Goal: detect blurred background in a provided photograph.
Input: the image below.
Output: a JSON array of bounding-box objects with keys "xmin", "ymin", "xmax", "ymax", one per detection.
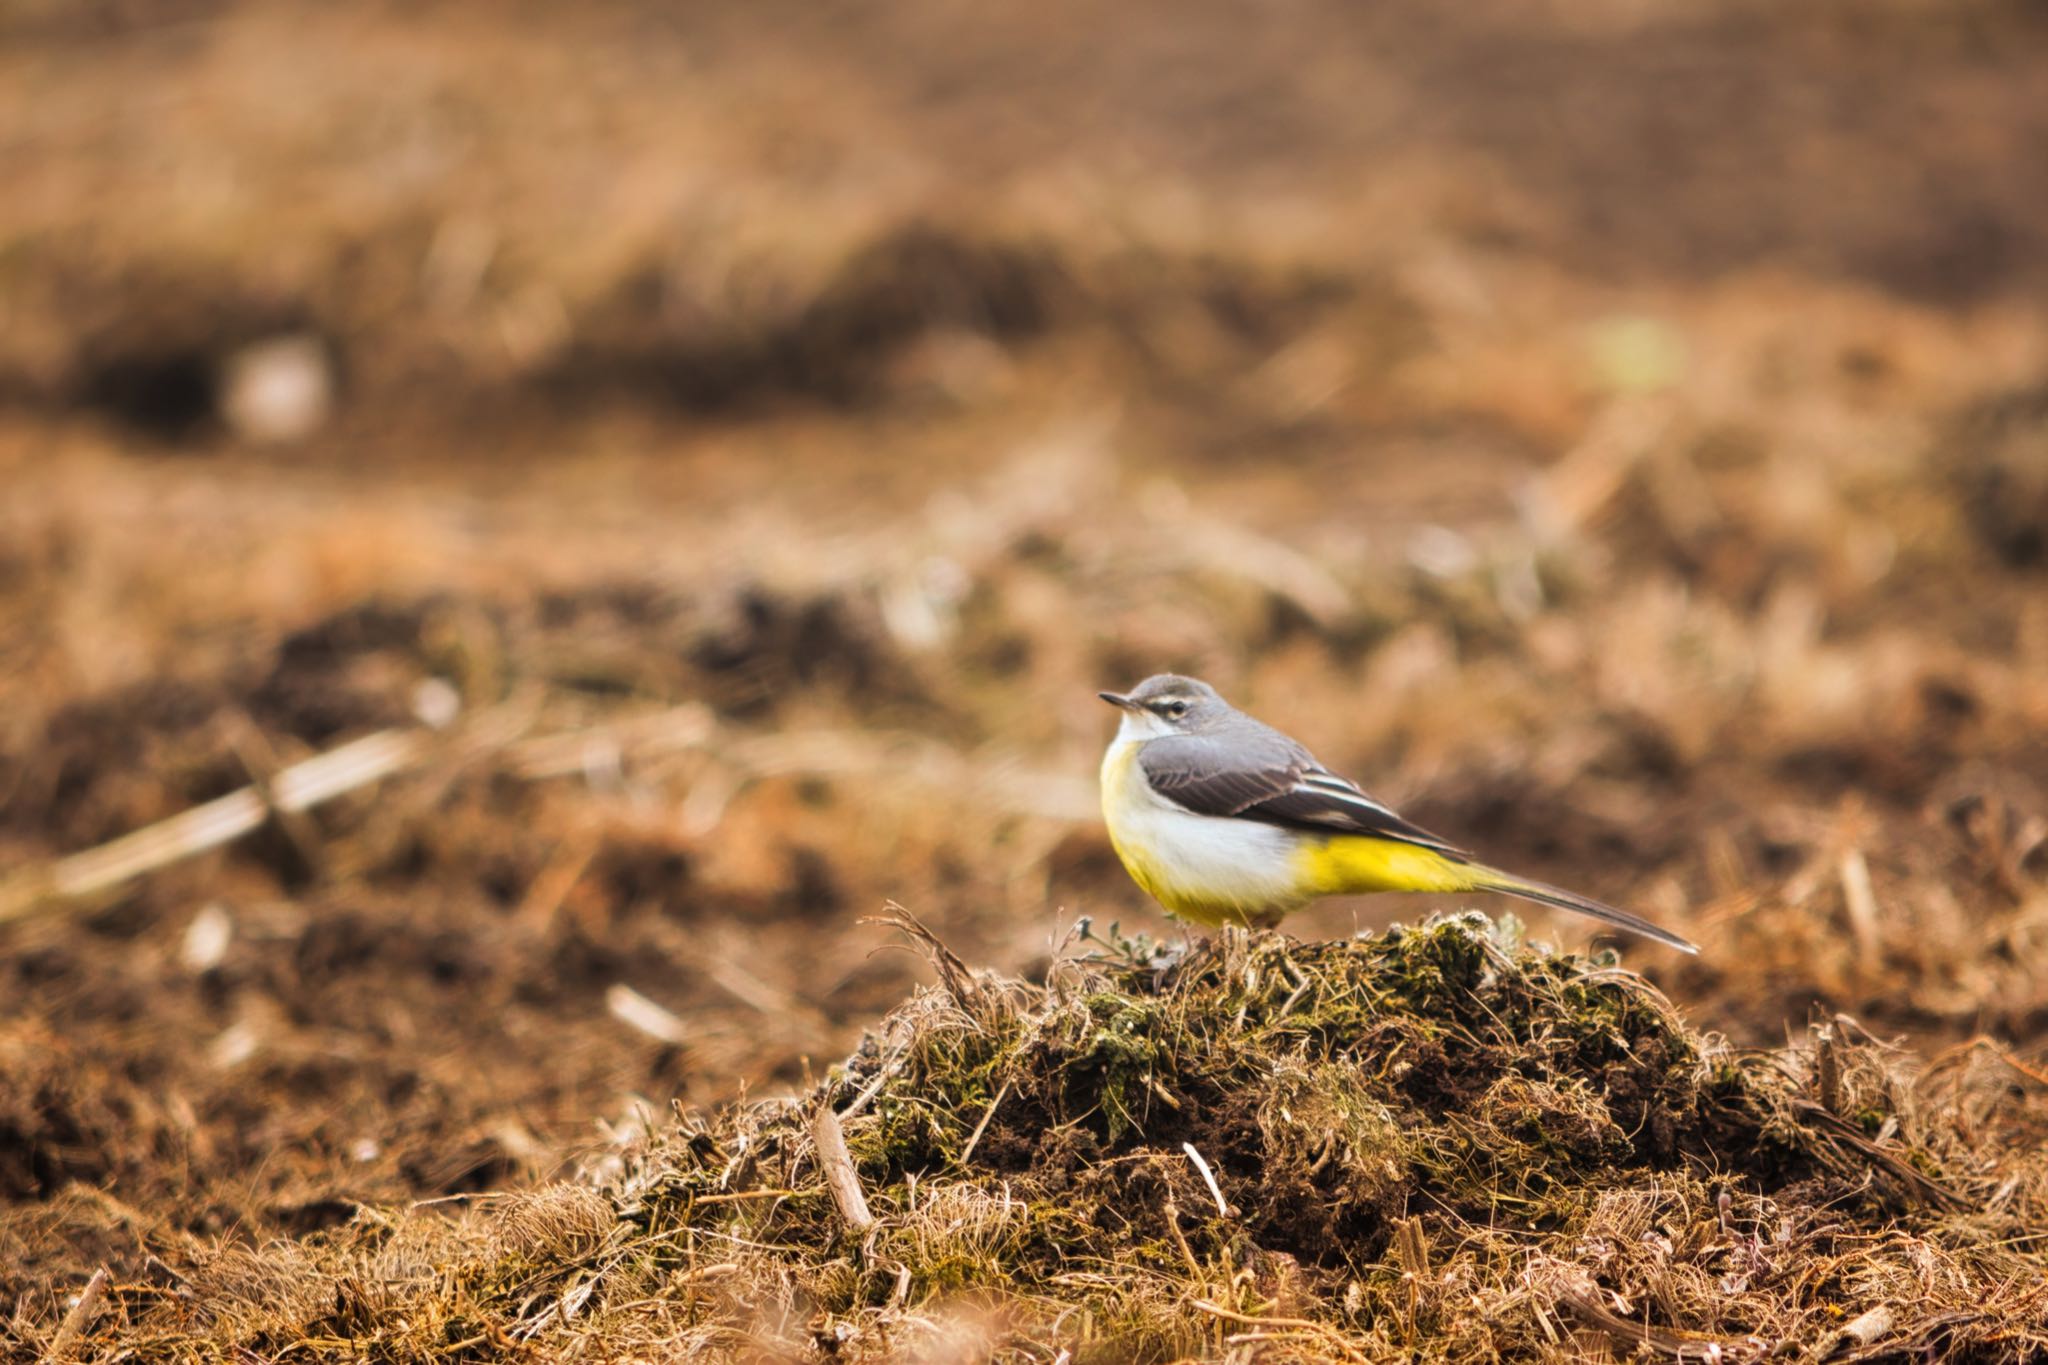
[{"xmin": 4, "ymin": 0, "xmax": 2048, "ymax": 1298}]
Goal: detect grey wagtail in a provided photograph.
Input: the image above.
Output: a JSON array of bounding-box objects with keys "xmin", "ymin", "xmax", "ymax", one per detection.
[{"xmin": 1098, "ymin": 674, "xmax": 1697, "ymax": 953}]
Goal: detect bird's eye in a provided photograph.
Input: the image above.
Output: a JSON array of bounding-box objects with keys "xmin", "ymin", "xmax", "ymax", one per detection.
[{"xmin": 1164, "ymin": 700, "xmax": 1189, "ymax": 719}]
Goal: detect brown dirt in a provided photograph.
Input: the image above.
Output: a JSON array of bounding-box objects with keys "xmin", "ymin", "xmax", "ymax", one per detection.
[{"xmin": 4, "ymin": 0, "xmax": 2048, "ymax": 1358}]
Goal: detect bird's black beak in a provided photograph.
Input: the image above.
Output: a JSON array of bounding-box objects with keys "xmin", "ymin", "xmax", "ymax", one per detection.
[{"xmin": 1098, "ymin": 691, "xmax": 1135, "ymax": 710}]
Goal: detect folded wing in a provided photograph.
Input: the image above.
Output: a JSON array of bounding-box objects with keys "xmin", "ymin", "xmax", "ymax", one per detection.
[{"xmin": 1137, "ymin": 732, "xmax": 1470, "ymax": 858}]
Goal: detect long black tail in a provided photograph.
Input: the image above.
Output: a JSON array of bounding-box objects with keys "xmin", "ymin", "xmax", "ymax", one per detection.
[{"xmin": 1472, "ymin": 867, "xmax": 1699, "ymax": 954}]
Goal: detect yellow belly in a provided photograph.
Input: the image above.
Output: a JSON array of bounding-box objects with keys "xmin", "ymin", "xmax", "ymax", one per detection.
[
  {"xmin": 1100, "ymin": 739, "xmax": 1482, "ymax": 927},
  {"xmin": 1100, "ymin": 740, "xmax": 1301, "ymax": 926},
  {"xmin": 1293, "ymin": 835, "xmax": 1477, "ymax": 897},
  {"xmin": 1113, "ymin": 838, "xmax": 1289, "ymax": 927}
]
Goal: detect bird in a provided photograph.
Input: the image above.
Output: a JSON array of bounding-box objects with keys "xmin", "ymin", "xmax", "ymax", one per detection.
[{"xmin": 1096, "ymin": 674, "xmax": 1697, "ymax": 953}]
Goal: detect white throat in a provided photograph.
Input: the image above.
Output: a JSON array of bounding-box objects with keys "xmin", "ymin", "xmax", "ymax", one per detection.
[{"xmin": 1114, "ymin": 709, "xmax": 1178, "ymax": 743}]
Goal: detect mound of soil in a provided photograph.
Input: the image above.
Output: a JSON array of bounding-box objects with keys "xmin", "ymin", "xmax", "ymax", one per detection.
[{"xmin": 96, "ymin": 917, "xmax": 2048, "ymax": 1362}]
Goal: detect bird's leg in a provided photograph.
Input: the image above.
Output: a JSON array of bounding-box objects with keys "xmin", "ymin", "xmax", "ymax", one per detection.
[
  {"xmin": 1251, "ymin": 907, "xmax": 1288, "ymax": 932},
  {"xmin": 1218, "ymin": 924, "xmax": 1251, "ymax": 981}
]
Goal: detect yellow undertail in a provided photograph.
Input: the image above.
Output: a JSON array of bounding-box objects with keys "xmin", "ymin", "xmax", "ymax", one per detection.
[
  {"xmin": 1294, "ymin": 834, "xmax": 1698, "ymax": 953},
  {"xmin": 1124, "ymin": 835, "xmax": 1480, "ymax": 930},
  {"xmin": 1294, "ymin": 835, "xmax": 1479, "ymax": 898}
]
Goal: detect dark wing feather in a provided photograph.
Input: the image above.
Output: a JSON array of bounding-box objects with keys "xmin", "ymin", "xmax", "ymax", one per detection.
[
  {"xmin": 1137, "ymin": 729, "xmax": 1303, "ymax": 814},
  {"xmin": 1138, "ymin": 732, "xmax": 1470, "ymax": 857},
  {"xmin": 1255, "ymin": 766, "xmax": 1470, "ymax": 856}
]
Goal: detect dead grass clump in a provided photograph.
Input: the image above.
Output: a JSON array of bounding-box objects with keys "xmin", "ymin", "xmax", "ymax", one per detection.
[{"xmin": 70, "ymin": 914, "xmax": 2048, "ymax": 1362}]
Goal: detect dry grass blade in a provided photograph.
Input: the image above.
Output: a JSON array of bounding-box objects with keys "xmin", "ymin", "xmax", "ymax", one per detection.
[
  {"xmin": 865, "ymin": 902, "xmax": 986, "ymax": 1013},
  {"xmin": 1790, "ymin": 1101, "xmax": 1971, "ymax": 1211},
  {"xmin": 955, "ymin": 1079, "xmax": 1010, "ymax": 1168},
  {"xmin": 42, "ymin": 1266, "xmax": 108, "ymax": 1362},
  {"xmin": 0, "ymin": 694, "xmax": 542, "ymax": 927},
  {"xmin": 606, "ymin": 984, "xmax": 690, "ymax": 1046},
  {"xmin": 1839, "ymin": 848, "xmax": 1881, "ymax": 973},
  {"xmin": 0, "ymin": 728, "xmax": 430, "ymax": 925},
  {"xmin": 62, "ymin": 918, "xmax": 2048, "ymax": 1362},
  {"xmin": 811, "ymin": 1102, "xmax": 875, "ymax": 1234}
]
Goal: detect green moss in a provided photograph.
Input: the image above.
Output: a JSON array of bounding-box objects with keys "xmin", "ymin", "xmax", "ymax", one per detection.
[
  {"xmin": 125, "ymin": 913, "xmax": 2032, "ymax": 1364},
  {"xmin": 1068, "ymin": 994, "xmax": 1175, "ymax": 1141}
]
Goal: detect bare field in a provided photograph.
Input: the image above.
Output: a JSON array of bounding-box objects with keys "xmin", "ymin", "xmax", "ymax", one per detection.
[{"xmin": 4, "ymin": 1, "xmax": 2048, "ymax": 1359}]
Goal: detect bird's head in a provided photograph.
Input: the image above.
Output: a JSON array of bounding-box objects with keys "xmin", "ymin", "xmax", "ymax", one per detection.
[{"xmin": 1098, "ymin": 674, "xmax": 1231, "ymax": 738}]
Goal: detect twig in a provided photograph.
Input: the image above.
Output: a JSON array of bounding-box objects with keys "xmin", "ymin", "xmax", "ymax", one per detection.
[
  {"xmin": 1275, "ymin": 953, "xmax": 1313, "ymax": 1018},
  {"xmin": 226, "ymin": 711, "xmax": 330, "ymax": 880},
  {"xmin": 45, "ymin": 1266, "xmax": 109, "ymax": 1362},
  {"xmin": 1838, "ymin": 849, "xmax": 1881, "ymax": 973},
  {"xmin": 1183, "ymin": 1142, "xmax": 1230, "ymax": 1218},
  {"xmin": 668, "ymin": 1262, "xmax": 742, "ymax": 1285},
  {"xmin": 1556, "ymin": 1288, "xmax": 1742, "ymax": 1361},
  {"xmin": 811, "ymin": 1104, "xmax": 875, "ymax": 1234},
  {"xmin": 1394, "ymin": 1215, "xmax": 1430, "ymax": 1279},
  {"xmin": 957, "ymin": 1079, "xmax": 1011, "ymax": 1168},
  {"xmin": 1162, "ymin": 1196, "xmax": 1202, "ymax": 1277},
  {"xmin": 606, "ymin": 984, "xmax": 689, "ymax": 1046},
  {"xmin": 1394, "ymin": 1214, "xmax": 1430, "ymax": 1329},
  {"xmin": 1814, "ymin": 1021, "xmax": 1842, "ymax": 1116},
  {"xmin": 0, "ymin": 702, "xmax": 1091, "ymax": 929},
  {"xmin": 0, "ymin": 728, "xmax": 429, "ymax": 925}
]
